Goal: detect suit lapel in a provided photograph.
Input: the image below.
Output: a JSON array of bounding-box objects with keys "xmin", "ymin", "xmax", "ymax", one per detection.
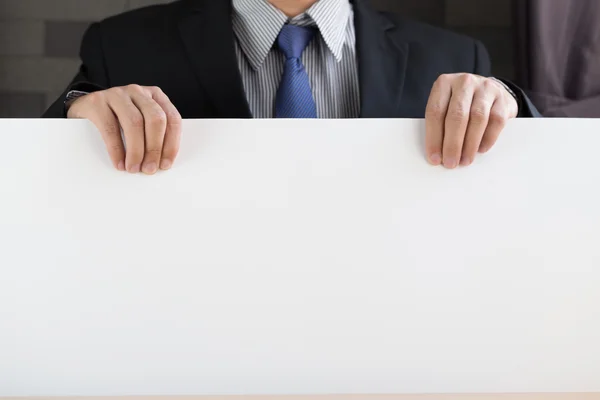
[
  {"xmin": 177, "ymin": 0, "xmax": 412, "ymax": 119},
  {"xmin": 354, "ymin": 0, "xmax": 410, "ymax": 118},
  {"xmin": 178, "ymin": 0, "xmax": 252, "ymax": 118}
]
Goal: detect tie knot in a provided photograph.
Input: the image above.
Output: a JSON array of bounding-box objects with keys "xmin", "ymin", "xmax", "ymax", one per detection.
[{"xmin": 277, "ymin": 24, "xmax": 316, "ymax": 60}]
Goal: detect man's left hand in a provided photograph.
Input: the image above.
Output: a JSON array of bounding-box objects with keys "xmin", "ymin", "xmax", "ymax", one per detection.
[{"xmin": 425, "ymin": 73, "xmax": 518, "ymax": 168}]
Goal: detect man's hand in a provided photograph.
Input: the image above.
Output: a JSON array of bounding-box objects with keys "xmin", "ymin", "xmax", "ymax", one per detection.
[
  {"xmin": 68, "ymin": 85, "xmax": 182, "ymax": 174},
  {"xmin": 425, "ymin": 74, "xmax": 518, "ymax": 169}
]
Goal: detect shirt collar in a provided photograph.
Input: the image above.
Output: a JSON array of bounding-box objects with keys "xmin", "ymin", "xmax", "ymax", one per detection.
[
  {"xmin": 232, "ymin": 0, "xmax": 352, "ymax": 70},
  {"xmin": 305, "ymin": 0, "xmax": 350, "ymax": 62}
]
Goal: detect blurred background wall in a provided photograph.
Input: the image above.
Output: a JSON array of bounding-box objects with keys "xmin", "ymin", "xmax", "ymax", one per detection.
[{"xmin": 0, "ymin": 0, "xmax": 514, "ymax": 117}]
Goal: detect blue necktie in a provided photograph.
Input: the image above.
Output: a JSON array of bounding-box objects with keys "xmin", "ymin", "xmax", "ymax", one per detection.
[{"xmin": 275, "ymin": 24, "xmax": 317, "ymax": 119}]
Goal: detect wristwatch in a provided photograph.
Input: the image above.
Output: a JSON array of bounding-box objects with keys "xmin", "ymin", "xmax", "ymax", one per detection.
[
  {"xmin": 490, "ymin": 77, "xmax": 521, "ymax": 113},
  {"xmin": 65, "ymin": 90, "xmax": 89, "ymax": 106}
]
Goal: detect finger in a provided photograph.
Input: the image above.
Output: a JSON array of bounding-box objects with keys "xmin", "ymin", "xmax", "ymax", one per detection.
[
  {"xmin": 129, "ymin": 89, "xmax": 167, "ymax": 175},
  {"xmin": 106, "ymin": 88, "xmax": 145, "ymax": 173},
  {"xmin": 479, "ymin": 99, "xmax": 509, "ymax": 154},
  {"xmin": 443, "ymin": 75, "xmax": 475, "ymax": 169},
  {"xmin": 149, "ymin": 88, "xmax": 182, "ymax": 170},
  {"xmin": 425, "ymin": 75, "xmax": 452, "ymax": 166},
  {"xmin": 460, "ymin": 86, "xmax": 495, "ymax": 166},
  {"xmin": 72, "ymin": 93, "xmax": 126, "ymax": 171}
]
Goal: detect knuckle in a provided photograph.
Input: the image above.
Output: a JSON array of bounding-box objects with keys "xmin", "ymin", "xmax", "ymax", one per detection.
[
  {"xmin": 448, "ymin": 106, "xmax": 469, "ymax": 122},
  {"xmin": 129, "ymin": 113, "xmax": 145, "ymax": 129},
  {"xmin": 426, "ymin": 104, "xmax": 445, "ymax": 119},
  {"xmin": 129, "ymin": 146, "xmax": 145, "ymax": 160},
  {"xmin": 85, "ymin": 91, "xmax": 105, "ymax": 106},
  {"xmin": 444, "ymin": 146, "xmax": 462, "ymax": 158},
  {"xmin": 109, "ymin": 86, "xmax": 125, "ymax": 97},
  {"xmin": 123, "ymin": 83, "xmax": 148, "ymax": 96},
  {"xmin": 483, "ymin": 78, "xmax": 499, "ymax": 91},
  {"xmin": 148, "ymin": 109, "xmax": 167, "ymax": 126},
  {"xmin": 108, "ymin": 142, "xmax": 123, "ymax": 154},
  {"xmin": 459, "ymin": 73, "xmax": 474, "ymax": 86},
  {"xmin": 127, "ymin": 147, "xmax": 145, "ymax": 162},
  {"xmin": 145, "ymin": 148, "xmax": 162, "ymax": 159},
  {"xmin": 489, "ymin": 109, "xmax": 507, "ymax": 125},
  {"xmin": 166, "ymin": 109, "xmax": 182, "ymax": 124},
  {"xmin": 126, "ymin": 84, "xmax": 144, "ymax": 93},
  {"xmin": 470, "ymin": 105, "xmax": 489, "ymax": 121},
  {"xmin": 162, "ymin": 147, "xmax": 178, "ymax": 159},
  {"xmin": 435, "ymin": 74, "xmax": 452, "ymax": 87},
  {"xmin": 426, "ymin": 144, "xmax": 441, "ymax": 154},
  {"xmin": 103, "ymin": 121, "xmax": 120, "ymax": 135}
]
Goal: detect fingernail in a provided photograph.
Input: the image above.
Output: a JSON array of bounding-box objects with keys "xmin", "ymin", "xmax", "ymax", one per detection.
[
  {"xmin": 142, "ymin": 162, "xmax": 158, "ymax": 175},
  {"xmin": 429, "ymin": 153, "xmax": 442, "ymax": 165},
  {"xmin": 160, "ymin": 159, "xmax": 172, "ymax": 170},
  {"xmin": 460, "ymin": 156, "xmax": 472, "ymax": 166},
  {"xmin": 479, "ymin": 146, "xmax": 489, "ymax": 154},
  {"xmin": 117, "ymin": 161, "xmax": 125, "ymax": 171},
  {"xmin": 444, "ymin": 157, "xmax": 458, "ymax": 169},
  {"xmin": 128, "ymin": 164, "xmax": 141, "ymax": 173}
]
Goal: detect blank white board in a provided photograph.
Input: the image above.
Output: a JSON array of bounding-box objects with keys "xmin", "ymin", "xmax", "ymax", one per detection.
[{"xmin": 0, "ymin": 119, "xmax": 599, "ymax": 396}]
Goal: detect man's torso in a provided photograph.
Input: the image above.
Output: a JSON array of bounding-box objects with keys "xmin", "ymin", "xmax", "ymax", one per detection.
[{"xmin": 44, "ymin": 0, "xmax": 487, "ymax": 119}]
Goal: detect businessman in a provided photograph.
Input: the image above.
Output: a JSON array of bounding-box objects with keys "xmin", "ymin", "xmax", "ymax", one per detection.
[{"xmin": 44, "ymin": 0, "xmax": 540, "ymax": 174}]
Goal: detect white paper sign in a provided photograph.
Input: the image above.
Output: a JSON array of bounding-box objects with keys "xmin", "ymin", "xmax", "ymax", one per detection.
[{"xmin": 1, "ymin": 119, "xmax": 599, "ymax": 396}]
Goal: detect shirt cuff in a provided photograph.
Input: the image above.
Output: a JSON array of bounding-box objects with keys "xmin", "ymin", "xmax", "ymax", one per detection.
[
  {"xmin": 65, "ymin": 90, "xmax": 89, "ymax": 103},
  {"xmin": 490, "ymin": 77, "xmax": 520, "ymax": 110},
  {"xmin": 64, "ymin": 90, "xmax": 89, "ymax": 115}
]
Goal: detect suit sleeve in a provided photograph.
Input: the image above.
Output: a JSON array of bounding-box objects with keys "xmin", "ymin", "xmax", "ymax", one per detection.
[
  {"xmin": 42, "ymin": 23, "xmax": 109, "ymax": 118},
  {"xmin": 473, "ymin": 40, "xmax": 492, "ymax": 77},
  {"xmin": 473, "ymin": 40, "xmax": 541, "ymax": 118}
]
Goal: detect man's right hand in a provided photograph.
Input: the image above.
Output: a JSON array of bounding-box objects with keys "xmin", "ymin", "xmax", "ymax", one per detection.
[{"xmin": 67, "ymin": 85, "xmax": 182, "ymax": 174}]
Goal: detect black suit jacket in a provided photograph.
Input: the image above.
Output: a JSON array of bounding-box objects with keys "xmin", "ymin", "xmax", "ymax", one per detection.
[{"xmin": 43, "ymin": 0, "xmax": 540, "ymax": 118}]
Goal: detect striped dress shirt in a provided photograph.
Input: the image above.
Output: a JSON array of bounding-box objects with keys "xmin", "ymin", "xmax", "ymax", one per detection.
[{"xmin": 232, "ymin": 0, "xmax": 361, "ymax": 118}]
